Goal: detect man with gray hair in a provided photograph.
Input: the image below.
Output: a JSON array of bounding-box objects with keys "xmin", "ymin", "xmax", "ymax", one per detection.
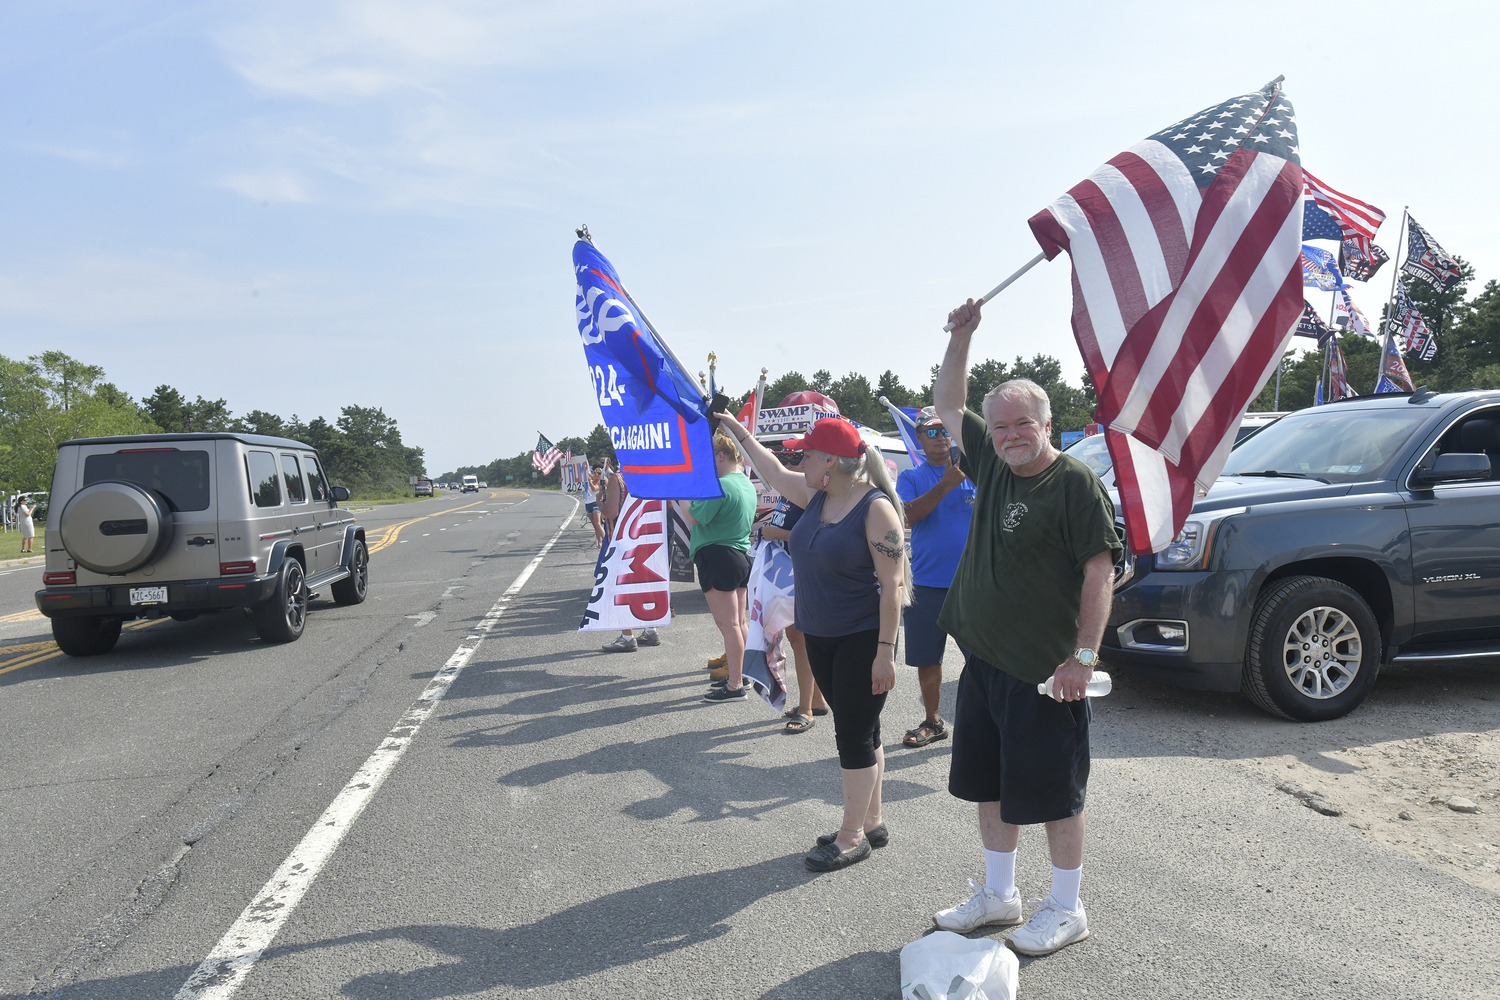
[{"xmin": 928, "ymin": 297, "xmax": 1121, "ymax": 957}]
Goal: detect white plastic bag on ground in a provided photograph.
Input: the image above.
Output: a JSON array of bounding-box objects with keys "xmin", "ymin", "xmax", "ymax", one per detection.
[{"xmin": 899, "ymin": 930, "xmax": 1018, "ymax": 1000}]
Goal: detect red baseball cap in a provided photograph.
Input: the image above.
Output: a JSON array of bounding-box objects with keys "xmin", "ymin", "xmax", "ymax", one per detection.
[{"xmin": 783, "ymin": 417, "xmax": 867, "ymax": 459}]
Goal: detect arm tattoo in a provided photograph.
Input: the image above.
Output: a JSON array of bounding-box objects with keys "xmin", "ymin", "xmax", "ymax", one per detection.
[
  {"xmin": 873, "ymin": 540, "xmax": 903, "ymax": 560},
  {"xmin": 883, "ymin": 529, "xmax": 901, "ymax": 546}
]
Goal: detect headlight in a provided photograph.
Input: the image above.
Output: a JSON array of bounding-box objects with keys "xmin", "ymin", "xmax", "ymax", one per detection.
[{"xmin": 1153, "ymin": 506, "xmax": 1248, "ymax": 571}]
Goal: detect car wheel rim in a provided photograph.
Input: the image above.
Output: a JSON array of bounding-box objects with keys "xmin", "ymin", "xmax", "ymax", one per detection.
[
  {"xmin": 355, "ymin": 545, "xmax": 367, "ymax": 595},
  {"xmin": 1281, "ymin": 605, "xmax": 1360, "ymax": 699},
  {"xmin": 286, "ymin": 564, "xmax": 307, "ymax": 631}
]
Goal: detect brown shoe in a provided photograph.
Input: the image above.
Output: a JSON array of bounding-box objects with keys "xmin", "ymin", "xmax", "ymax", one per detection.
[
  {"xmin": 706, "ymin": 653, "xmax": 728, "ymax": 670},
  {"xmin": 708, "ymin": 665, "xmax": 729, "ymax": 681}
]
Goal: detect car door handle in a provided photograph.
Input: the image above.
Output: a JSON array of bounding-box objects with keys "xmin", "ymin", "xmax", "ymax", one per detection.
[{"xmin": 187, "ymin": 536, "xmax": 216, "ymax": 547}]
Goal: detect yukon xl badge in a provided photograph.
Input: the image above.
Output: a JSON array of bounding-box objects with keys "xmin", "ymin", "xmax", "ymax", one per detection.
[{"xmin": 1423, "ymin": 573, "xmax": 1481, "ymax": 584}]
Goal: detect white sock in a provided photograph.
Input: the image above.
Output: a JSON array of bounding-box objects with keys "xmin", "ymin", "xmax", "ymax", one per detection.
[
  {"xmin": 984, "ymin": 849, "xmax": 1016, "ymax": 899},
  {"xmin": 1051, "ymin": 865, "xmax": 1082, "ymax": 911}
]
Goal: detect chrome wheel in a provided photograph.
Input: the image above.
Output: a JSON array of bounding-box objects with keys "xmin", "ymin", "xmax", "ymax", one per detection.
[
  {"xmin": 351, "ymin": 543, "xmax": 367, "ymax": 597},
  {"xmin": 1281, "ymin": 605, "xmax": 1360, "ymax": 699}
]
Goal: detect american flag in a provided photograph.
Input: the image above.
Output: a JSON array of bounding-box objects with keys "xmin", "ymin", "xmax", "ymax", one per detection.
[
  {"xmin": 1375, "ymin": 333, "xmax": 1415, "ymax": 394},
  {"xmin": 1303, "ymin": 170, "xmax": 1385, "ymax": 259},
  {"xmin": 1328, "ymin": 339, "xmax": 1355, "ymax": 401},
  {"xmin": 532, "ymin": 433, "xmax": 563, "ymax": 473},
  {"xmin": 1029, "ymin": 79, "xmax": 1305, "ymax": 554}
]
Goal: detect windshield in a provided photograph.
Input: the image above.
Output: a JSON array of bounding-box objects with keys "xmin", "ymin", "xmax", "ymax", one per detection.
[
  {"xmin": 1221, "ymin": 407, "xmax": 1430, "ymax": 483},
  {"xmin": 1064, "ymin": 434, "xmax": 1113, "ymax": 476}
]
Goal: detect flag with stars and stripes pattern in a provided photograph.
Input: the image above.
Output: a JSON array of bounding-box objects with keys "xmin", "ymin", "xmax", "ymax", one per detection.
[
  {"xmin": 1302, "ymin": 170, "xmax": 1385, "ymax": 259},
  {"xmin": 532, "ymin": 433, "xmax": 563, "ymax": 473},
  {"xmin": 1029, "ymin": 80, "xmax": 1305, "ymax": 555}
]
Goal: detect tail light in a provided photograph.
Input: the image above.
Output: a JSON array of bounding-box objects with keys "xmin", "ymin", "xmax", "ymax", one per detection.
[
  {"xmin": 43, "ymin": 571, "xmax": 76, "ymax": 586},
  {"xmin": 219, "ymin": 561, "xmax": 256, "ymax": 575}
]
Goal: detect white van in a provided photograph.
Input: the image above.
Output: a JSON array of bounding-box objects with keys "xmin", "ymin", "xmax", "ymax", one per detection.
[{"xmin": 462, "ymin": 475, "xmax": 479, "ymax": 493}]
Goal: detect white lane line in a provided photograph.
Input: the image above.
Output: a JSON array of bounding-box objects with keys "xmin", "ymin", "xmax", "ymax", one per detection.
[{"xmin": 175, "ymin": 497, "xmax": 579, "ymax": 1000}]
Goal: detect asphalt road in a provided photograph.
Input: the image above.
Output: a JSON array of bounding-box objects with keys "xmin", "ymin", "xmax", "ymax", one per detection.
[{"xmin": 3, "ymin": 488, "xmax": 1497, "ymax": 999}]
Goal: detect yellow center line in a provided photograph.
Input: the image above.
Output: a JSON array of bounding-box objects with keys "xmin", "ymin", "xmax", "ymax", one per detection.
[
  {"xmin": 0, "ymin": 609, "xmax": 44, "ymax": 624},
  {"xmin": 366, "ymin": 498, "xmax": 493, "ymax": 554}
]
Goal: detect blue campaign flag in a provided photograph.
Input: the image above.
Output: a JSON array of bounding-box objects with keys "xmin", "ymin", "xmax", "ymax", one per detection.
[
  {"xmin": 1314, "ymin": 380, "xmax": 1324, "ymax": 407},
  {"xmin": 1300, "ymin": 244, "xmax": 1347, "ymax": 291},
  {"xmin": 573, "ymin": 240, "xmax": 722, "ymax": 500},
  {"xmin": 1302, "ymin": 200, "xmax": 1344, "ymax": 242},
  {"xmin": 878, "ymin": 399, "xmax": 925, "ymax": 466}
]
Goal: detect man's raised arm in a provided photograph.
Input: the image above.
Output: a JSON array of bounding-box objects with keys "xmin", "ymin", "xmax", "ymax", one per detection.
[{"xmin": 934, "ymin": 298, "xmax": 983, "ymax": 456}]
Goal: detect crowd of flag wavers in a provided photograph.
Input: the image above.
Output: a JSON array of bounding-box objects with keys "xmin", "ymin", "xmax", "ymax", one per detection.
[{"xmin": 552, "ymin": 75, "xmax": 1466, "ymax": 962}]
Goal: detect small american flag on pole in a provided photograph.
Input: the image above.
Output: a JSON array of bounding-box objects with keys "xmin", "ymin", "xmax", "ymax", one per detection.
[
  {"xmin": 1029, "ymin": 78, "xmax": 1305, "ymax": 554},
  {"xmin": 1302, "ymin": 170, "xmax": 1385, "ymax": 259},
  {"xmin": 532, "ymin": 433, "xmax": 563, "ymax": 473}
]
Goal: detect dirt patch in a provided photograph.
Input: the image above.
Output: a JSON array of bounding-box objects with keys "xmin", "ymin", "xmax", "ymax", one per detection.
[{"xmin": 1099, "ymin": 658, "xmax": 1500, "ymax": 894}]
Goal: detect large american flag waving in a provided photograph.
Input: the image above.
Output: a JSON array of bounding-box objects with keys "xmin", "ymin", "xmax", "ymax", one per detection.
[{"xmin": 1029, "ymin": 79, "xmax": 1304, "ymax": 555}]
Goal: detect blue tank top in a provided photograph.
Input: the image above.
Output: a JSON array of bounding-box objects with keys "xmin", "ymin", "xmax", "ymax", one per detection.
[{"xmin": 788, "ymin": 488, "xmax": 886, "ymax": 636}]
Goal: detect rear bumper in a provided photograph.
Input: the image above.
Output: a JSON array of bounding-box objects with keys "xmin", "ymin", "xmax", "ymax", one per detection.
[{"xmin": 36, "ymin": 575, "xmax": 279, "ymax": 619}]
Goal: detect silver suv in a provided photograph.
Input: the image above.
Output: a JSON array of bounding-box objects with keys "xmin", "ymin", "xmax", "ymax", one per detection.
[{"xmin": 35, "ymin": 433, "xmax": 368, "ymax": 655}]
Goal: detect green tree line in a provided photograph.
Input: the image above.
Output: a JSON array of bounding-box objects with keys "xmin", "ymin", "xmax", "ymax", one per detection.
[{"xmin": 0, "ymin": 351, "xmax": 426, "ymax": 500}]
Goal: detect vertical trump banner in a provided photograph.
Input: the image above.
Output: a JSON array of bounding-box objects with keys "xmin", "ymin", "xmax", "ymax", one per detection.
[{"xmin": 579, "ymin": 496, "xmax": 671, "ymax": 630}]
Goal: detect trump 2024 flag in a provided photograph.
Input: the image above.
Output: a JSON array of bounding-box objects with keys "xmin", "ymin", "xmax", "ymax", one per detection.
[
  {"xmin": 1029, "ymin": 79, "xmax": 1306, "ymax": 554},
  {"xmin": 573, "ymin": 240, "xmax": 722, "ymax": 500}
]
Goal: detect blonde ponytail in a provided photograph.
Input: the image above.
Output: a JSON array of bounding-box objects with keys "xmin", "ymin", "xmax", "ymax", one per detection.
[{"xmin": 835, "ymin": 448, "xmax": 913, "ymax": 608}]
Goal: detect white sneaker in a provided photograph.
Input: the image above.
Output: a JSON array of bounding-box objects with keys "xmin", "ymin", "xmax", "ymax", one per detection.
[
  {"xmin": 933, "ymin": 878, "xmax": 1022, "ymax": 932},
  {"xmin": 1006, "ymin": 894, "xmax": 1089, "ymax": 955}
]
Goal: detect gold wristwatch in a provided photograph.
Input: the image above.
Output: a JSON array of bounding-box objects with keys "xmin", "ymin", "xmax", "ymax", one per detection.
[{"xmin": 1072, "ymin": 647, "xmax": 1098, "ymax": 667}]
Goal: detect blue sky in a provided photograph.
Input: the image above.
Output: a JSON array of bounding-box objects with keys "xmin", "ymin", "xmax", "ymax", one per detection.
[{"xmin": 4, "ymin": 1, "xmax": 1495, "ymax": 475}]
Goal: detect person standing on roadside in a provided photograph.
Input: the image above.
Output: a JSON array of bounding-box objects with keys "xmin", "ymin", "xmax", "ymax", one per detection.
[
  {"xmin": 929, "ymin": 298, "xmax": 1121, "ymax": 956},
  {"xmin": 682, "ymin": 431, "xmax": 757, "ymax": 702},
  {"xmin": 15, "ymin": 496, "xmax": 35, "ymax": 554},
  {"xmin": 718, "ymin": 412, "xmax": 909, "ymax": 873},
  {"xmin": 599, "ymin": 463, "xmax": 660, "ymax": 652},
  {"xmin": 756, "ymin": 461, "xmax": 830, "ymax": 733},
  {"xmin": 583, "ymin": 464, "xmax": 606, "ymax": 548},
  {"xmin": 894, "ymin": 408, "xmax": 976, "ymax": 749}
]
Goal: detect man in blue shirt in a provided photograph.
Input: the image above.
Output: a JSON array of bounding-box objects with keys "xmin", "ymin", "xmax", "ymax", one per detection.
[{"xmin": 895, "ymin": 409, "xmax": 976, "ymax": 748}]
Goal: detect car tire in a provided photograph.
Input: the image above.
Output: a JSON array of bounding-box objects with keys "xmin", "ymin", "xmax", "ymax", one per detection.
[
  {"xmin": 252, "ymin": 558, "xmax": 308, "ymax": 643},
  {"xmin": 331, "ymin": 539, "xmax": 368, "ymax": 606},
  {"xmin": 53, "ymin": 615, "xmax": 123, "ymax": 656},
  {"xmin": 1242, "ymin": 576, "xmax": 1381, "ymax": 721}
]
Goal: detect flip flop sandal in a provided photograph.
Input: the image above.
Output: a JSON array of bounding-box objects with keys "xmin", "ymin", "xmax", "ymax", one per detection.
[
  {"xmin": 783, "ymin": 713, "xmax": 815, "ymax": 734},
  {"xmin": 902, "ymin": 720, "xmax": 948, "ymax": 747},
  {"xmin": 811, "ymin": 707, "xmax": 830, "ymax": 717}
]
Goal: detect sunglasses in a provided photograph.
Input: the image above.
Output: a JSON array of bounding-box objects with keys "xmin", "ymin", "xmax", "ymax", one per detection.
[{"xmin": 922, "ymin": 427, "xmax": 950, "ymax": 439}]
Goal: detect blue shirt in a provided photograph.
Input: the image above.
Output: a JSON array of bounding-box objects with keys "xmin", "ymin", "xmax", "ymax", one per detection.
[{"xmin": 897, "ymin": 462, "xmax": 977, "ymax": 588}]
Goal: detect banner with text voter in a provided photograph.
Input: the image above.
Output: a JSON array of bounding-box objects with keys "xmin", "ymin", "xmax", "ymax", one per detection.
[
  {"xmin": 572, "ymin": 240, "xmax": 721, "ymax": 500},
  {"xmin": 579, "ymin": 496, "xmax": 671, "ymax": 631}
]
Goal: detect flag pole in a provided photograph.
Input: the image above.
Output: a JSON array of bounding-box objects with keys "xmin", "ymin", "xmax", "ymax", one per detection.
[
  {"xmin": 942, "ymin": 251, "xmax": 1049, "ymax": 332},
  {"xmin": 1376, "ymin": 207, "xmax": 1410, "ymax": 392}
]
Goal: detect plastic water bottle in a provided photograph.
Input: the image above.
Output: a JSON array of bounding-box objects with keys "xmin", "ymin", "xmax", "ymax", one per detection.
[{"xmin": 1037, "ymin": 671, "xmax": 1113, "ymax": 699}]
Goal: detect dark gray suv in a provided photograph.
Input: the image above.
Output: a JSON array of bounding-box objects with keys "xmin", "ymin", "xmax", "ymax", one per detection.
[{"xmin": 1105, "ymin": 389, "xmax": 1500, "ymax": 721}]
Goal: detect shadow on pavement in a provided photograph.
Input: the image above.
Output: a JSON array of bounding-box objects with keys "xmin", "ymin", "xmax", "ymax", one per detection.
[{"xmin": 756, "ymin": 950, "xmax": 897, "ymax": 999}]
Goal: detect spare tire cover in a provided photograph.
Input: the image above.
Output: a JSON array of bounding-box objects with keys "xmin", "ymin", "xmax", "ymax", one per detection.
[{"xmin": 59, "ymin": 480, "xmax": 174, "ymax": 575}]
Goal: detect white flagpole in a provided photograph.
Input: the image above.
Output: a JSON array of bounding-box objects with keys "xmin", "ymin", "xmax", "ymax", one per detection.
[
  {"xmin": 1376, "ymin": 207, "xmax": 1410, "ymax": 392},
  {"xmin": 942, "ymin": 251, "xmax": 1049, "ymax": 332}
]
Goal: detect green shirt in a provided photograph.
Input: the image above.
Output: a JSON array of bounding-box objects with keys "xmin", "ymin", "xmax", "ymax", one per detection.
[
  {"xmin": 939, "ymin": 409, "xmax": 1122, "ymax": 685},
  {"xmin": 688, "ymin": 473, "xmax": 756, "ymax": 558}
]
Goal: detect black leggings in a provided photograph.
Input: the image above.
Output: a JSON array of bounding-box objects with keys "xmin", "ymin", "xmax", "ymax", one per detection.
[{"xmin": 803, "ymin": 628, "xmax": 886, "ymax": 770}]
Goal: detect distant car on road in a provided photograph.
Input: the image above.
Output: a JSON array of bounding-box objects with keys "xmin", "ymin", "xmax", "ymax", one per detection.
[
  {"xmin": 478, "ymin": 481, "xmax": 487, "ymax": 489},
  {"xmin": 414, "ymin": 479, "xmax": 433, "ymax": 497},
  {"xmin": 462, "ymin": 475, "xmax": 479, "ymax": 493}
]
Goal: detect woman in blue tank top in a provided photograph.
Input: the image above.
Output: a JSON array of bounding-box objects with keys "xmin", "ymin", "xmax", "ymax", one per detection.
[{"xmin": 716, "ymin": 412, "xmax": 910, "ymax": 872}]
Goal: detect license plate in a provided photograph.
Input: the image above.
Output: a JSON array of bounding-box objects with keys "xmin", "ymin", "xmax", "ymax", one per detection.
[{"xmin": 129, "ymin": 586, "xmax": 168, "ymax": 605}]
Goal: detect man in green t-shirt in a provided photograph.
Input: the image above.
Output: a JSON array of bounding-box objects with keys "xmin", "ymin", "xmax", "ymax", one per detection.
[{"xmin": 928, "ymin": 297, "xmax": 1122, "ymax": 957}]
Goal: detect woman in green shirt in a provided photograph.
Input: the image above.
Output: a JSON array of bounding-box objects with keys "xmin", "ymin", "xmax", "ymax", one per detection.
[{"xmin": 680, "ymin": 432, "xmax": 758, "ymax": 701}]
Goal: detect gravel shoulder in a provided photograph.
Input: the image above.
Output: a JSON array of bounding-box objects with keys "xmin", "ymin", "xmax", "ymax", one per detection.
[{"xmin": 1099, "ymin": 659, "xmax": 1500, "ymax": 894}]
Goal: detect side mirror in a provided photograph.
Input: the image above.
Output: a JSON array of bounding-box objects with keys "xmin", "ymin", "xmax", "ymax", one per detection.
[
  {"xmin": 330, "ymin": 486, "xmax": 351, "ymax": 502},
  {"xmin": 1411, "ymin": 452, "xmax": 1491, "ymax": 487}
]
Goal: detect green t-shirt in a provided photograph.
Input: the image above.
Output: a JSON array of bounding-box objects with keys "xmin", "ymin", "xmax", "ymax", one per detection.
[
  {"xmin": 688, "ymin": 473, "xmax": 756, "ymax": 557},
  {"xmin": 939, "ymin": 409, "xmax": 1122, "ymax": 685}
]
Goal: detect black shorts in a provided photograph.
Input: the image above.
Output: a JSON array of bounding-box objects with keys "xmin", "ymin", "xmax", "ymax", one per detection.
[
  {"xmin": 948, "ymin": 653, "xmax": 1090, "ymax": 825},
  {"xmin": 902, "ymin": 585, "xmax": 952, "ymax": 667},
  {"xmin": 694, "ymin": 544, "xmax": 752, "ymax": 593}
]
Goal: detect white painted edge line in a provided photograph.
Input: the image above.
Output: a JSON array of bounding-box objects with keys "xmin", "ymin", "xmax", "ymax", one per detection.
[{"xmin": 176, "ymin": 497, "xmax": 579, "ymax": 1000}]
